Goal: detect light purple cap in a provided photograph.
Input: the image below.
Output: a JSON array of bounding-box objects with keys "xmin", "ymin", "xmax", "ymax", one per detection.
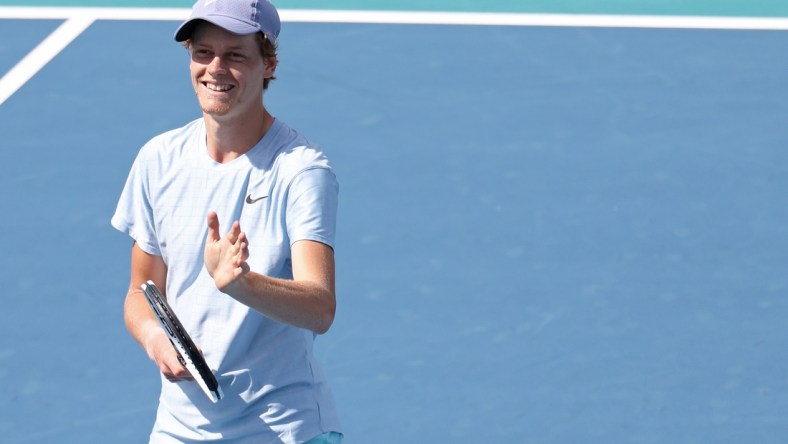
[{"xmin": 174, "ymin": 0, "xmax": 281, "ymax": 44}]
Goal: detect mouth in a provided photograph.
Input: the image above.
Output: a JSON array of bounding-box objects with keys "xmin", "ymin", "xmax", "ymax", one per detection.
[{"xmin": 203, "ymin": 81, "xmax": 234, "ymax": 93}]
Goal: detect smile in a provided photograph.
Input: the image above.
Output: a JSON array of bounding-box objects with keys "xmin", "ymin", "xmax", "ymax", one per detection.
[{"xmin": 204, "ymin": 82, "xmax": 234, "ymax": 92}]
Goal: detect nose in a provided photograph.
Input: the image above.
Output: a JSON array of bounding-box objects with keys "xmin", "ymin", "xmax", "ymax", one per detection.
[{"xmin": 207, "ymin": 56, "xmax": 226, "ymax": 75}]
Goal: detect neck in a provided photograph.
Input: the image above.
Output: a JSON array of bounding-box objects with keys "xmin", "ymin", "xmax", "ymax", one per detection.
[{"xmin": 204, "ymin": 107, "xmax": 274, "ymax": 163}]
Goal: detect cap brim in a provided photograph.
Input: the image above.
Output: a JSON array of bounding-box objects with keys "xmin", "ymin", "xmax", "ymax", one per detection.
[{"xmin": 174, "ymin": 16, "xmax": 261, "ymax": 42}]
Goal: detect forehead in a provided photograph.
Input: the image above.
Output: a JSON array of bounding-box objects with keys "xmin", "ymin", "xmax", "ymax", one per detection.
[{"xmin": 191, "ymin": 21, "xmax": 259, "ymax": 49}]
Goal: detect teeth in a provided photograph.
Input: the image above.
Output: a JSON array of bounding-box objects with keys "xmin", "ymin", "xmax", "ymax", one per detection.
[{"xmin": 206, "ymin": 83, "xmax": 232, "ymax": 92}]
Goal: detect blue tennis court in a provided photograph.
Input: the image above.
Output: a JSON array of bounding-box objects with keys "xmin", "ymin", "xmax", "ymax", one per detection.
[{"xmin": 2, "ymin": 2, "xmax": 788, "ymax": 443}]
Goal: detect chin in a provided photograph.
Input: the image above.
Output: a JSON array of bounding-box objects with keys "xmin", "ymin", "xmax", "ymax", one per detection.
[{"xmin": 199, "ymin": 99, "xmax": 232, "ymax": 116}]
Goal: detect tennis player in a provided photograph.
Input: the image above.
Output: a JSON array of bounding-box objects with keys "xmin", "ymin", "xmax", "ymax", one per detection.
[{"xmin": 111, "ymin": 0, "xmax": 343, "ymax": 442}]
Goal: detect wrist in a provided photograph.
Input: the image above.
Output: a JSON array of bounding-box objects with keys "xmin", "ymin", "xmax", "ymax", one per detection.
[
  {"xmin": 221, "ymin": 270, "xmax": 251, "ymax": 296},
  {"xmin": 140, "ymin": 320, "xmax": 164, "ymax": 358}
]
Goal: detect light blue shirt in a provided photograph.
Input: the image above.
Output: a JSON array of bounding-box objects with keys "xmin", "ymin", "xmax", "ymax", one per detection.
[{"xmin": 112, "ymin": 118, "xmax": 341, "ymax": 443}]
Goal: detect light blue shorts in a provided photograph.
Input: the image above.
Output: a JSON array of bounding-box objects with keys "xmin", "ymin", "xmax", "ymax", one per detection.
[{"xmin": 305, "ymin": 432, "xmax": 343, "ymax": 444}]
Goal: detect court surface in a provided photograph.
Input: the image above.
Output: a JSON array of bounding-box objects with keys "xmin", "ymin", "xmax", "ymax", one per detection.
[{"xmin": 2, "ymin": 2, "xmax": 788, "ymax": 443}]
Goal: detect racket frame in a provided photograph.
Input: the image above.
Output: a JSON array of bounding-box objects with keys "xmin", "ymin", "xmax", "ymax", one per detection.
[{"xmin": 140, "ymin": 280, "xmax": 223, "ymax": 403}]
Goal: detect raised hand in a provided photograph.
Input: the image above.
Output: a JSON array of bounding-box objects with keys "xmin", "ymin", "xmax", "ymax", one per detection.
[{"xmin": 204, "ymin": 211, "xmax": 250, "ymax": 291}]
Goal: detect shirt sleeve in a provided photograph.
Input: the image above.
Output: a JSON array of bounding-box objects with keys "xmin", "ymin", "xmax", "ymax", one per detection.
[
  {"xmin": 285, "ymin": 167, "xmax": 339, "ymax": 249},
  {"xmin": 110, "ymin": 149, "xmax": 161, "ymax": 256}
]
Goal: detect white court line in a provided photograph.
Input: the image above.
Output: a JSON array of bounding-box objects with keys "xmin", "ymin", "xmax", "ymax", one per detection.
[
  {"xmin": 1, "ymin": 6, "xmax": 788, "ymax": 29},
  {"xmin": 2, "ymin": 7, "xmax": 788, "ymax": 106},
  {"xmin": 0, "ymin": 15, "xmax": 94, "ymax": 106},
  {"xmin": 0, "ymin": 6, "xmax": 187, "ymax": 20},
  {"xmin": 284, "ymin": 9, "xmax": 788, "ymax": 30}
]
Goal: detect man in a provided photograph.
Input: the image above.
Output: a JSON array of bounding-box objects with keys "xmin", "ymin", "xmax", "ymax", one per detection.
[{"xmin": 111, "ymin": 1, "xmax": 343, "ymax": 442}]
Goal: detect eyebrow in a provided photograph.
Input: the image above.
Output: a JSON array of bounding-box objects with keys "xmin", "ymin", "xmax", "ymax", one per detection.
[{"xmin": 193, "ymin": 42, "xmax": 251, "ymax": 51}]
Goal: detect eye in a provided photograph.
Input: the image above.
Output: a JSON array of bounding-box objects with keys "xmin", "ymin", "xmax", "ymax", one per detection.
[
  {"xmin": 193, "ymin": 48, "xmax": 212, "ymax": 60},
  {"xmin": 228, "ymin": 52, "xmax": 246, "ymax": 62}
]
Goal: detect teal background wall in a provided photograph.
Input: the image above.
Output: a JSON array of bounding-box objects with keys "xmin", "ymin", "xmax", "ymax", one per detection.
[{"xmin": 2, "ymin": 0, "xmax": 788, "ymax": 17}]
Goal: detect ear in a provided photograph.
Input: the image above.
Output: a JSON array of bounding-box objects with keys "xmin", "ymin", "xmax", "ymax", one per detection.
[{"xmin": 263, "ymin": 57, "xmax": 278, "ymax": 78}]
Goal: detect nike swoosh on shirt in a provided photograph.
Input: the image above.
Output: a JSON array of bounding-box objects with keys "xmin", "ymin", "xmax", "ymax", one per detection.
[{"xmin": 246, "ymin": 194, "xmax": 268, "ymax": 204}]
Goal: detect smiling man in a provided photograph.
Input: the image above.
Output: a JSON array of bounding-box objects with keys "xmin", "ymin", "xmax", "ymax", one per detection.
[{"xmin": 111, "ymin": 1, "xmax": 343, "ymax": 443}]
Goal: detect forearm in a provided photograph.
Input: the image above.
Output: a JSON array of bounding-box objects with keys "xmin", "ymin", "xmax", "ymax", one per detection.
[
  {"xmin": 124, "ymin": 288, "xmax": 166, "ymax": 353},
  {"xmin": 203, "ymin": 216, "xmax": 337, "ymax": 334},
  {"xmin": 126, "ymin": 242, "xmax": 170, "ymax": 356},
  {"xmin": 226, "ymin": 272, "xmax": 336, "ymax": 334}
]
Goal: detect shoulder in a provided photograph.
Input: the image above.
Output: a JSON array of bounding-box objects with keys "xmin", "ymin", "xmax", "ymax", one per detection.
[
  {"xmin": 269, "ymin": 121, "xmax": 333, "ymax": 178},
  {"xmin": 140, "ymin": 118, "xmax": 202, "ymax": 158},
  {"xmin": 135, "ymin": 118, "xmax": 203, "ymax": 174}
]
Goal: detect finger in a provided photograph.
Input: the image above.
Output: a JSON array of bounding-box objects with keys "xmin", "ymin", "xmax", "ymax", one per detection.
[
  {"xmin": 226, "ymin": 220, "xmax": 242, "ymax": 244},
  {"xmin": 233, "ymin": 238, "xmax": 248, "ymax": 262},
  {"xmin": 239, "ymin": 240, "xmax": 249, "ymax": 262},
  {"xmin": 206, "ymin": 212, "xmax": 220, "ymax": 242},
  {"xmin": 235, "ymin": 231, "xmax": 249, "ymax": 259},
  {"xmin": 165, "ymin": 372, "xmax": 194, "ymax": 382},
  {"xmin": 163, "ymin": 357, "xmax": 193, "ymax": 381}
]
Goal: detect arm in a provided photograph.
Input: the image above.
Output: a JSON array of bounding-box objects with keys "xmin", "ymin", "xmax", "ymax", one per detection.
[
  {"xmin": 124, "ymin": 242, "xmax": 192, "ymax": 381},
  {"xmin": 204, "ymin": 212, "xmax": 337, "ymax": 334}
]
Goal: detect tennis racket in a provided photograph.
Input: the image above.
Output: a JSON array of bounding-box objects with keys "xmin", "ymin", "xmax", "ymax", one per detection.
[{"xmin": 140, "ymin": 280, "xmax": 223, "ymax": 403}]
